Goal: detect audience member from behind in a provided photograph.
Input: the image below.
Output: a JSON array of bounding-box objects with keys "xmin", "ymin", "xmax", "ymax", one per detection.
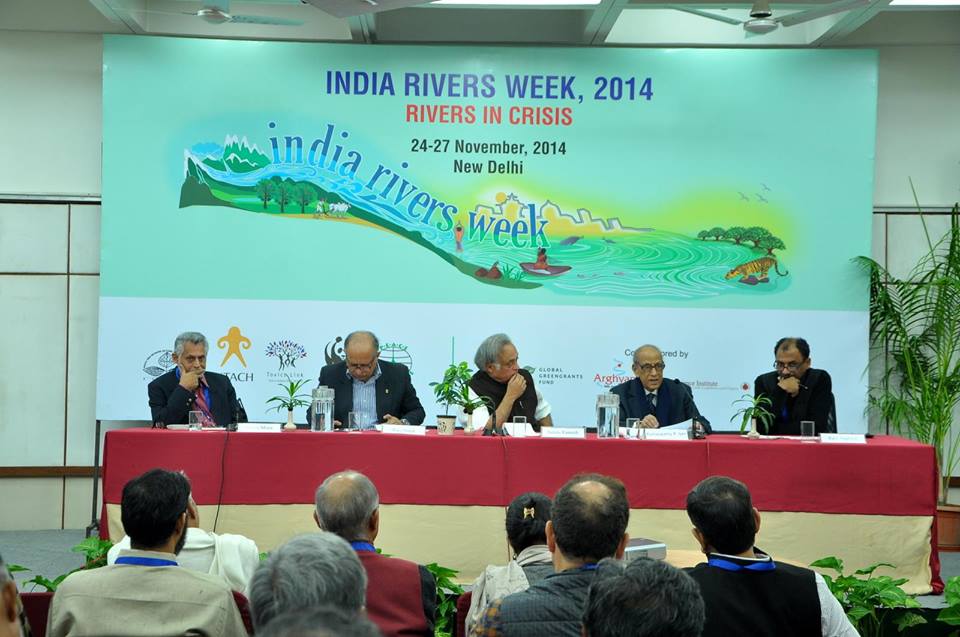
[
  {"xmin": 1, "ymin": 552, "xmax": 30, "ymax": 637},
  {"xmin": 582, "ymin": 558, "xmax": 704, "ymax": 637},
  {"xmin": 256, "ymin": 606, "xmax": 381, "ymax": 637},
  {"xmin": 685, "ymin": 476, "xmax": 857, "ymax": 637},
  {"xmin": 471, "ymin": 473, "xmax": 630, "ymax": 637},
  {"xmin": 466, "ymin": 493, "xmax": 553, "ymax": 633},
  {"xmin": 107, "ymin": 486, "xmax": 260, "ymax": 594},
  {"xmin": 47, "ymin": 469, "xmax": 246, "ymax": 637},
  {"xmin": 248, "ymin": 533, "xmax": 367, "ymax": 633},
  {"xmin": 314, "ymin": 470, "xmax": 436, "ymax": 637}
]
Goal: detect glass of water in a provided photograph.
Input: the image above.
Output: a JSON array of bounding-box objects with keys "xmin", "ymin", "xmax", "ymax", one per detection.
[{"xmin": 188, "ymin": 411, "xmax": 203, "ymax": 431}]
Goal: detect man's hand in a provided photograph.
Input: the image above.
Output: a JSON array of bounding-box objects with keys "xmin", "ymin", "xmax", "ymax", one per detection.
[
  {"xmin": 383, "ymin": 414, "xmax": 403, "ymax": 425},
  {"xmin": 505, "ymin": 374, "xmax": 527, "ymax": 401},
  {"xmin": 640, "ymin": 414, "xmax": 659, "ymax": 429},
  {"xmin": 179, "ymin": 370, "xmax": 202, "ymax": 391},
  {"xmin": 778, "ymin": 376, "xmax": 801, "ymax": 397}
]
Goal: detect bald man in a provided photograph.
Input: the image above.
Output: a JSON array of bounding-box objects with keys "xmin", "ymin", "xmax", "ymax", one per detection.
[
  {"xmin": 306, "ymin": 331, "xmax": 425, "ymax": 428},
  {"xmin": 314, "ymin": 471, "xmax": 436, "ymax": 636},
  {"xmin": 609, "ymin": 345, "xmax": 710, "ymax": 431}
]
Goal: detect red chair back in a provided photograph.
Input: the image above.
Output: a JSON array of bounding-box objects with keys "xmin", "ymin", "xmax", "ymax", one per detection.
[
  {"xmin": 20, "ymin": 592, "xmax": 54, "ymax": 637},
  {"xmin": 232, "ymin": 590, "xmax": 254, "ymax": 635},
  {"xmin": 455, "ymin": 591, "xmax": 473, "ymax": 637}
]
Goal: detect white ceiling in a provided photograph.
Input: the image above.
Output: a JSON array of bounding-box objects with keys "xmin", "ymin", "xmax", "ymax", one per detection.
[{"xmin": 0, "ymin": 0, "xmax": 957, "ymax": 46}]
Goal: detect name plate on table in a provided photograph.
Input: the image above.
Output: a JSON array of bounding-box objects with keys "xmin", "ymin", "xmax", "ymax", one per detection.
[
  {"xmin": 237, "ymin": 422, "xmax": 281, "ymax": 433},
  {"xmin": 541, "ymin": 427, "xmax": 586, "ymax": 439},
  {"xmin": 643, "ymin": 429, "xmax": 689, "ymax": 441},
  {"xmin": 820, "ymin": 433, "xmax": 866, "ymax": 444},
  {"xmin": 380, "ymin": 423, "xmax": 426, "ymax": 436}
]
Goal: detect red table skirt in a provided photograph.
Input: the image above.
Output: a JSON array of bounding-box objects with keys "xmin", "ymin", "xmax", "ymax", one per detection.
[{"xmin": 102, "ymin": 430, "xmax": 936, "ymax": 515}]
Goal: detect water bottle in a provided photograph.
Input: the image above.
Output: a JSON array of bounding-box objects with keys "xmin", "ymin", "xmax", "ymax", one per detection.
[
  {"xmin": 310, "ymin": 387, "xmax": 324, "ymax": 432},
  {"xmin": 596, "ymin": 393, "xmax": 620, "ymax": 438},
  {"xmin": 319, "ymin": 387, "xmax": 335, "ymax": 432}
]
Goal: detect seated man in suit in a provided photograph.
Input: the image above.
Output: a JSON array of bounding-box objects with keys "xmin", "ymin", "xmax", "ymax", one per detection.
[
  {"xmin": 468, "ymin": 333, "xmax": 553, "ymax": 432},
  {"xmin": 307, "ymin": 330, "xmax": 425, "ymax": 428},
  {"xmin": 754, "ymin": 337, "xmax": 836, "ymax": 435},
  {"xmin": 314, "ymin": 470, "xmax": 436, "ymax": 636},
  {"xmin": 147, "ymin": 331, "xmax": 241, "ymax": 427},
  {"xmin": 685, "ymin": 476, "xmax": 856, "ymax": 637},
  {"xmin": 610, "ymin": 345, "xmax": 710, "ymax": 431}
]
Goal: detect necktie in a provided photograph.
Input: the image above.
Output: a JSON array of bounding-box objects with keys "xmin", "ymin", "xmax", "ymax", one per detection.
[
  {"xmin": 647, "ymin": 392, "xmax": 657, "ymax": 411},
  {"xmin": 194, "ymin": 379, "xmax": 215, "ymax": 426}
]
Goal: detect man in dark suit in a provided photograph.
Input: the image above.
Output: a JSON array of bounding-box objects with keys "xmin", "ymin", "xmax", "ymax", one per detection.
[
  {"xmin": 306, "ymin": 331, "xmax": 425, "ymax": 428},
  {"xmin": 610, "ymin": 345, "xmax": 709, "ymax": 431},
  {"xmin": 754, "ymin": 337, "xmax": 836, "ymax": 435},
  {"xmin": 148, "ymin": 331, "xmax": 240, "ymax": 427}
]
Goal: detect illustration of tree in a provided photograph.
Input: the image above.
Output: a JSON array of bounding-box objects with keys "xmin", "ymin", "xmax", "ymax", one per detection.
[
  {"xmin": 759, "ymin": 235, "xmax": 786, "ymax": 255},
  {"xmin": 709, "ymin": 226, "xmax": 726, "ymax": 240},
  {"xmin": 723, "ymin": 226, "xmax": 748, "ymax": 244},
  {"xmin": 255, "ymin": 179, "xmax": 274, "ymax": 210},
  {"xmin": 265, "ymin": 340, "xmax": 307, "ymax": 370},
  {"xmin": 295, "ymin": 183, "xmax": 316, "ymax": 214},
  {"xmin": 697, "ymin": 230, "xmax": 709, "ymax": 241},
  {"xmin": 743, "ymin": 226, "xmax": 772, "ymax": 247},
  {"xmin": 274, "ymin": 180, "xmax": 292, "ymax": 213}
]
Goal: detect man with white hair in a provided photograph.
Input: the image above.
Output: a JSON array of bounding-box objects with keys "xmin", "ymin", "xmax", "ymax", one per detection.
[
  {"xmin": 0, "ymin": 552, "xmax": 28, "ymax": 637},
  {"xmin": 248, "ymin": 533, "xmax": 368, "ymax": 632},
  {"xmin": 469, "ymin": 333, "xmax": 553, "ymax": 432},
  {"xmin": 148, "ymin": 331, "xmax": 242, "ymax": 427},
  {"xmin": 314, "ymin": 470, "xmax": 436, "ymax": 636}
]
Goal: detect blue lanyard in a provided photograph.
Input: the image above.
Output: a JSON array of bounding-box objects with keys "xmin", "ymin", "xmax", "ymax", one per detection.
[
  {"xmin": 578, "ymin": 563, "xmax": 599, "ymax": 572},
  {"xmin": 115, "ymin": 556, "xmax": 178, "ymax": 567},
  {"xmin": 351, "ymin": 541, "xmax": 376, "ymax": 553},
  {"xmin": 176, "ymin": 367, "xmax": 210, "ymax": 407},
  {"xmin": 707, "ymin": 557, "xmax": 776, "ymax": 572}
]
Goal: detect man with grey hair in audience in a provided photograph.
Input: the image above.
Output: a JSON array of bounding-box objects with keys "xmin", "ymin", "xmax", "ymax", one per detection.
[
  {"xmin": 1, "ymin": 552, "xmax": 29, "ymax": 637},
  {"xmin": 582, "ymin": 558, "xmax": 705, "ymax": 637},
  {"xmin": 256, "ymin": 606, "xmax": 381, "ymax": 637},
  {"xmin": 468, "ymin": 333, "xmax": 553, "ymax": 432},
  {"xmin": 314, "ymin": 470, "xmax": 436, "ymax": 636},
  {"xmin": 148, "ymin": 331, "xmax": 243, "ymax": 427},
  {"xmin": 248, "ymin": 533, "xmax": 368, "ymax": 632}
]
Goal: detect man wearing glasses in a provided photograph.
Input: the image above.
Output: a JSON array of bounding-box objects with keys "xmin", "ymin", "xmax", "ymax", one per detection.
[
  {"xmin": 754, "ymin": 337, "xmax": 836, "ymax": 435},
  {"xmin": 307, "ymin": 330, "xmax": 425, "ymax": 429},
  {"xmin": 610, "ymin": 344, "xmax": 710, "ymax": 430}
]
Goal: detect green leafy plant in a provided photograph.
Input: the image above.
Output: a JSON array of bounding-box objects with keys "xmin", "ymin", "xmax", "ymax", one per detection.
[
  {"xmin": 425, "ymin": 562, "xmax": 465, "ymax": 637},
  {"xmin": 730, "ymin": 393, "xmax": 774, "ymax": 433},
  {"xmin": 855, "ymin": 193, "xmax": 960, "ymax": 504},
  {"xmin": 430, "ymin": 362, "xmax": 490, "ymax": 416},
  {"xmin": 811, "ymin": 556, "xmax": 925, "ymax": 636},
  {"xmin": 16, "ymin": 538, "xmax": 115, "ymax": 592},
  {"xmin": 938, "ymin": 575, "xmax": 960, "ymax": 628},
  {"xmin": 266, "ymin": 379, "xmax": 312, "ymax": 413}
]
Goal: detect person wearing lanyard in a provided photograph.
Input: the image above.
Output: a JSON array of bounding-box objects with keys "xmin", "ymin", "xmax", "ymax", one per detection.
[
  {"xmin": 470, "ymin": 474, "xmax": 630, "ymax": 637},
  {"xmin": 46, "ymin": 469, "xmax": 247, "ymax": 637},
  {"xmin": 147, "ymin": 331, "xmax": 242, "ymax": 427},
  {"xmin": 685, "ymin": 476, "xmax": 857, "ymax": 637}
]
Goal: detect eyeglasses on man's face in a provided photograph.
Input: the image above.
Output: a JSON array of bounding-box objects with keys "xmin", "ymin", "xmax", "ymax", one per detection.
[
  {"xmin": 347, "ymin": 356, "xmax": 378, "ymax": 371},
  {"xmin": 635, "ymin": 363, "xmax": 666, "ymax": 373},
  {"xmin": 773, "ymin": 360, "xmax": 805, "ymax": 371}
]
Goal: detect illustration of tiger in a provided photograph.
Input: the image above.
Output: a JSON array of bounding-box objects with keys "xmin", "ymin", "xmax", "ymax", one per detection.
[{"xmin": 724, "ymin": 256, "xmax": 789, "ymax": 284}]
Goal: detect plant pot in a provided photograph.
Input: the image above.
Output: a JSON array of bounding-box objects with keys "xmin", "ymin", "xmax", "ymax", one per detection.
[
  {"xmin": 437, "ymin": 415, "xmax": 456, "ymax": 435},
  {"xmin": 746, "ymin": 417, "xmax": 760, "ymax": 440},
  {"xmin": 283, "ymin": 409, "xmax": 296, "ymax": 430},
  {"xmin": 937, "ymin": 504, "xmax": 960, "ymax": 551}
]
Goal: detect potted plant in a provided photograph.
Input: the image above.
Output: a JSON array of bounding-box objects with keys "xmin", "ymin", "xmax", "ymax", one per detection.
[
  {"xmin": 731, "ymin": 393, "xmax": 774, "ymax": 439},
  {"xmin": 267, "ymin": 379, "xmax": 312, "ymax": 430},
  {"xmin": 430, "ymin": 362, "xmax": 491, "ymax": 435},
  {"xmin": 856, "ymin": 193, "xmax": 960, "ymax": 545}
]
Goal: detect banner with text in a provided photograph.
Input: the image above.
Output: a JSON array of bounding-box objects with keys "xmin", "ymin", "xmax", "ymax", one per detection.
[{"xmin": 98, "ymin": 36, "xmax": 877, "ymax": 429}]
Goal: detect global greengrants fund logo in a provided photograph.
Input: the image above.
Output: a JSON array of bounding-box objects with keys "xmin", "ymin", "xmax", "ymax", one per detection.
[{"xmin": 525, "ymin": 364, "xmax": 583, "ymax": 386}]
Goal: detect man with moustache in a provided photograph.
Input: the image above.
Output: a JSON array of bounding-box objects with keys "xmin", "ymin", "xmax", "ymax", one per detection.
[{"xmin": 754, "ymin": 337, "xmax": 836, "ymax": 435}]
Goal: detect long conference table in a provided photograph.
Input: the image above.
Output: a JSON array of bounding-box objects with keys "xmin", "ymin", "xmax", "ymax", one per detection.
[{"xmin": 100, "ymin": 429, "xmax": 942, "ymax": 593}]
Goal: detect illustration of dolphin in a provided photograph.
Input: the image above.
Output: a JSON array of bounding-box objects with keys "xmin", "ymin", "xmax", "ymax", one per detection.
[{"xmin": 560, "ymin": 236, "xmax": 582, "ymax": 246}]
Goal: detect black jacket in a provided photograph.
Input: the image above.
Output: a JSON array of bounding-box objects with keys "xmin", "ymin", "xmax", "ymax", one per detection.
[
  {"xmin": 754, "ymin": 368, "xmax": 836, "ymax": 435},
  {"xmin": 609, "ymin": 377, "xmax": 711, "ymax": 431},
  {"xmin": 147, "ymin": 369, "xmax": 239, "ymax": 427},
  {"xmin": 306, "ymin": 360, "xmax": 425, "ymax": 426}
]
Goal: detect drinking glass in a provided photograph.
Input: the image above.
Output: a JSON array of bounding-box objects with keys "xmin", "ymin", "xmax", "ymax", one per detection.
[{"xmin": 188, "ymin": 411, "xmax": 203, "ymax": 431}]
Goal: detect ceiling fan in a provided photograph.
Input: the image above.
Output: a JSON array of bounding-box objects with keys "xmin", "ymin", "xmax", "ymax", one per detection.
[
  {"xmin": 677, "ymin": 0, "xmax": 870, "ymax": 36},
  {"xmin": 145, "ymin": 0, "xmax": 305, "ymax": 26}
]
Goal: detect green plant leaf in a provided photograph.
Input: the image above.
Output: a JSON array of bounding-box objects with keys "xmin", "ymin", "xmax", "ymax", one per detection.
[
  {"xmin": 939, "ymin": 605, "xmax": 960, "ymax": 626},
  {"xmin": 893, "ymin": 611, "xmax": 927, "ymax": 631},
  {"xmin": 810, "ymin": 556, "xmax": 844, "ymax": 574},
  {"xmin": 854, "ymin": 563, "xmax": 895, "ymax": 576},
  {"xmin": 6, "ymin": 564, "xmax": 29, "ymax": 574}
]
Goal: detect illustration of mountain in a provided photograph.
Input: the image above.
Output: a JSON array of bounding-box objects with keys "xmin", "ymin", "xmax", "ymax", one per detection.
[{"xmin": 199, "ymin": 135, "xmax": 271, "ymax": 174}]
